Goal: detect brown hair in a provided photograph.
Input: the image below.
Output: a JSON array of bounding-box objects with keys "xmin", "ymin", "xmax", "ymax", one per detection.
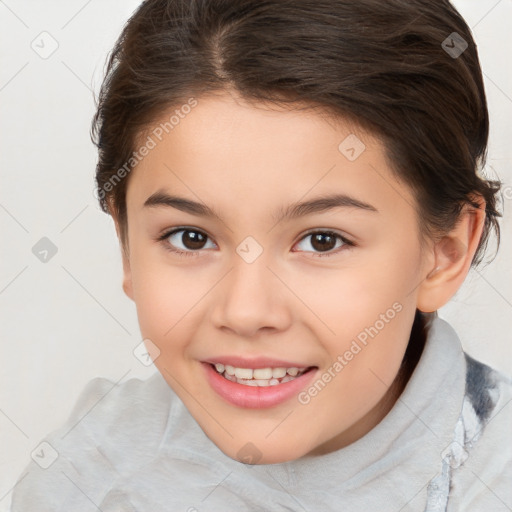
[{"xmin": 92, "ymin": 0, "xmax": 501, "ymax": 265}]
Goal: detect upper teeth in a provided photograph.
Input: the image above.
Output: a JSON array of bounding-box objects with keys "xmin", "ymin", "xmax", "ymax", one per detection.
[{"xmin": 214, "ymin": 363, "xmax": 303, "ymax": 380}]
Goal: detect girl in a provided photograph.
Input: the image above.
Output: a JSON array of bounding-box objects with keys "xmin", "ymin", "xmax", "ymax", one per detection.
[{"xmin": 10, "ymin": 0, "xmax": 512, "ymax": 510}]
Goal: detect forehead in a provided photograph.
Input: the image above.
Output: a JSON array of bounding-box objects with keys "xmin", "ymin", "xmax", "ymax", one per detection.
[{"xmin": 126, "ymin": 91, "xmax": 417, "ymax": 224}]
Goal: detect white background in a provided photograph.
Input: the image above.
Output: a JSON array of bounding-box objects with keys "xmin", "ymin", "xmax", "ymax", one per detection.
[{"xmin": 0, "ymin": 1, "xmax": 511, "ymax": 509}]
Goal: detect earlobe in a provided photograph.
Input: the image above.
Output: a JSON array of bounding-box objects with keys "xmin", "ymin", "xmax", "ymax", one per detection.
[
  {"xmin": 121, "ymin": 248, "xmax": 134, "ymax": 302},
  {"xmin": 111, "ymin": 213, "xmax": 135, "ymax": 302},
  {"xmin": 417, "ymin": 197, "xmax": 486, "ymax": 312}
]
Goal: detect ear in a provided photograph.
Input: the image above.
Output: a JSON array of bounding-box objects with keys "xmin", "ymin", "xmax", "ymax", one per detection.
[
  {"xmin": 416, "ymin": 195, "xmax": 486, "ymax": 313},
  {"xmin": 110, "ymin": 210, "xmax": 134, "ymax": 302}
]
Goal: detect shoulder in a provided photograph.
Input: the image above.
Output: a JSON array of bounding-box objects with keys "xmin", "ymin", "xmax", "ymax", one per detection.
[
  {"xmin": 61, "ymin": 371, "xmax": 174, "ymax": 453},
  {"xmin": 463, "ymin": 353, "xmax": 512, "ymax": 438},
  {"xmin": 9, "ymin": 371, "xmax": 175, "ymax": 511},
  {"xmin": 447, "ymin": 354, "xmax": 512, "ymax": 511},
  {"xmin": 73, "ymin": 371, "xmax": 173, "ymax": 432}
]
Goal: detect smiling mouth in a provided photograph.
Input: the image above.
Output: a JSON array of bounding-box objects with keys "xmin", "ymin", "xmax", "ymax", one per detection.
[{"xmin": 210, "ymin": 363, "xmax": 315, "ymax": 387}]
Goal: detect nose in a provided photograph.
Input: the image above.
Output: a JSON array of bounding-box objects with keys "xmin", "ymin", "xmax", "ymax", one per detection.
[{"xmin": 210, "ymin": 254, "xmax": 293, "ymax": 338}]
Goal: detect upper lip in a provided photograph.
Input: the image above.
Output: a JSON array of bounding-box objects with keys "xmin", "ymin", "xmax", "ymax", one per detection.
[{"xmin": 203, "ymin": 356, "xmax": 314, "ymax": 369}]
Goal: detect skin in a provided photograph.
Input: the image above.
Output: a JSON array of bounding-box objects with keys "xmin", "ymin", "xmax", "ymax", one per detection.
[{"xmin": 111, "ymin": 89, "xmax": 485, "ymax": 464}]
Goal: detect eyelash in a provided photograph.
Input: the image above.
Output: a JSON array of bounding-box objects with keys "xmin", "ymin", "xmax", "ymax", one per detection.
[{"xmin": 156, "ymin": 227, "xmax": 355, "ymax": 258}]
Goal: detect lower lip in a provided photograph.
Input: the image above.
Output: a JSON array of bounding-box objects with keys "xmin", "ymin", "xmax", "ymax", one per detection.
[{"xmin": 202, "ymin": 362, "xmax": 318, "ymax": 409}]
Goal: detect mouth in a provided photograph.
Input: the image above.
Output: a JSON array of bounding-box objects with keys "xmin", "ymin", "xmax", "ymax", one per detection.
[
  {"xmin": 211, "ymin": 363, "xmax": 311, "ymax": 386},
  {"xmin": 202, "ymin": 360, "xmax": 318, "ymax": 409}
]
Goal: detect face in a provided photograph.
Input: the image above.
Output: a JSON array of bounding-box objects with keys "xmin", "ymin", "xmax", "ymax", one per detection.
[{"xmin": 120, "ymin": 90, "xmax": 434, "ymax": 464}]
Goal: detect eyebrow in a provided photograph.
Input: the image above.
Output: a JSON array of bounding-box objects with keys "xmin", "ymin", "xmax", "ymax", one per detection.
[{"xmin": 143, "ymin": 190, "xmax": 378, "ymax": 223}]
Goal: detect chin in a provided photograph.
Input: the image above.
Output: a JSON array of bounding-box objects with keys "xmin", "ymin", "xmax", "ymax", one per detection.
[{"xmin": 217, "ymin": 438, "xmax": 311, "ymax": 465}]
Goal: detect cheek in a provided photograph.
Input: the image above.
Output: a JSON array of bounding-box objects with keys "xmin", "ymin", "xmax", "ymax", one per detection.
[
  {"xmin": 129, "ymin": 250, "xmax": 200, "ymax": 351},
  {"xmin": 301, "ymin": 250, "xmax": 419, "ymax": 342},
  {"xmin": 300, "ymin": 241, "xmax": 421, "ymax": 389}
]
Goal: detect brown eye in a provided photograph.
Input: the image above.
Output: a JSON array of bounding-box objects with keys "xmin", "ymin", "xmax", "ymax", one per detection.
[
  {"xmin": 164, "ymin": 228, "xmax": 215, "ymax": 254},
  {"xmin": 294, "ymin": 230, "xmax": 352, "ymax": 257},
  {"xmin": 310, "ymin": 233, "xmax": 338, "ymax": 252}
]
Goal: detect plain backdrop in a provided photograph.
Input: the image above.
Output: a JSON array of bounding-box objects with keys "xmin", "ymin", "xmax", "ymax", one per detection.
[{"xmin": 0, "ymin": 1, "xmax": 511, "ymax": 509}]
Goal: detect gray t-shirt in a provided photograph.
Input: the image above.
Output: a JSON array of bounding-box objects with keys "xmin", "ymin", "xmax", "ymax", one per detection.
[{"xmin": 9, "ymin": 315, "xmax": 512, "ymax": 511}]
